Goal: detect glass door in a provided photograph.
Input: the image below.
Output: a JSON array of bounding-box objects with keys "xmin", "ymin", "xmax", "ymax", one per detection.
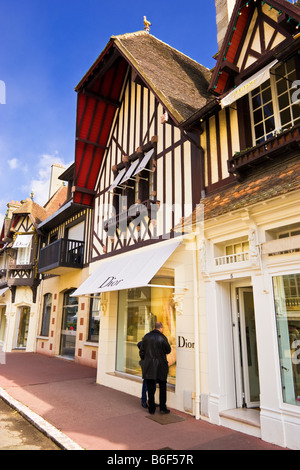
[
  {"xmin": 60, "ymin": 290, "xmax": 78, "ymax": 359},
  {"xmin": 238, "ymin": 288, "xmax": 260, "ymax": 408},
  {"xmin": 16, "ymin": 307, "xmax": 30, "ymax": 348},
  {"xmin": 0, "ymin": 306, "xmax": 7, "ymax": 342}
]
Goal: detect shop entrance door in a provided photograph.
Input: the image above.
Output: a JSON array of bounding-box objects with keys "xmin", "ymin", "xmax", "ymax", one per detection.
[
  {"xmin": 60, "ymin": 290, "xmax": 78, "ymax": 359},
  {"xmin": 16, "ymin": 307, "xmax": 30, "ymax": 349},
  {"xmin": 232, "ymin": 287, "xmax": 260, "ymax": 408}
]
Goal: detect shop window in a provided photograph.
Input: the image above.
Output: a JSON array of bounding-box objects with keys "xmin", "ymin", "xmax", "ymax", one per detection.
[
  {"xmin": 273, "ymin": 273, "xmax": 300, "ymax": 406},
  {"xmin": 88, "ymin": 294, "xmax": 100, "ymax": 342},
  {"xmin": 116, "ymin": 275, "xmax": 176, "ymax": 385},
  {"xmin": 40, "ymin": 293, "xmax": 52, "ymax": 337}
]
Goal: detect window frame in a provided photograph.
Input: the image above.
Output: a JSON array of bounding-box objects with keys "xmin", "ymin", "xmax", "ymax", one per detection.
[
  {"xmin": 40, "ymin": 293, "xmax": 52, "ymax": 337},
  {"xmin": 249, "ymin": 56, "xmax": 300, "ymax": 146}
]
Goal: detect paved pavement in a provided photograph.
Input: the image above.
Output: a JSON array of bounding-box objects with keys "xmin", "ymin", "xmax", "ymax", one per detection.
[{"xmin": 0, "ymin": 352, "xmax": 287, "ymax": 451}]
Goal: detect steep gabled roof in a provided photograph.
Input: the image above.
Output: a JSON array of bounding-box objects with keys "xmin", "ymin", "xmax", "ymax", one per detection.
[
  {"xmin": 209, "ymin": 0, "xmax": 300, "ymax": 96},
  {"xmin": 73, "ymin": 31, "xmax": 213, "ymax": 207},
  {"xmin": 13, "ymin": 198, "xmax": 49, "ymax": 225}
]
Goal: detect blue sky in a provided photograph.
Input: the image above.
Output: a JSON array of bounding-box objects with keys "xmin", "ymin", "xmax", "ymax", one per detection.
[{"xmin": 0, "ymin": 0, "xmax": 217, "ymax": 225}]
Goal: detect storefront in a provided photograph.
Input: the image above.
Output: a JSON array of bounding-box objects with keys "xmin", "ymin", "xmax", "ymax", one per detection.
[
  {"xmin": 273, "ymin": 273, "xmax": 300, "ymax": 408},
  {"xmin": 73, "ymin": 237, "xmax": 206, "ymax": 415}
]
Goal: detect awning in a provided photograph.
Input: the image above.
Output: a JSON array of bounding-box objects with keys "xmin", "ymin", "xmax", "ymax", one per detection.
[
  {"xmin": 220, "ymin": 60, "xmax": 278, "ymax": 108},
  {"xmin": 72, "ymin": 239, "xmax": 181, "ymax": 296},
  {"xmin": 109, "ymin": 148, "xmax": 155, "ymax": 191},
  {"xmin": 133, "ymin": 148, "xmax": 154, "ymax": 176},
  {"xmin": 0, "ymin": 287, "xmax": 9, "ymax": 296},
  {"xmin": 108, "ymin": 167, "xmax": 127, "ymax": 191},
  {"xmin": 12, "ymin": 234, "xmax": 33, "ymax": 248}
]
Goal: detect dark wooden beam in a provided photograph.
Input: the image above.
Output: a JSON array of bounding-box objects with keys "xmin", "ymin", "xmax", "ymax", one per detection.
[
  {"xmin": 82, "ymin": 89, "xmax": 121, "ymax": 108},
  {"xmin": 76, "ymin": 137, "xmax": 108, "ymax": 150}
]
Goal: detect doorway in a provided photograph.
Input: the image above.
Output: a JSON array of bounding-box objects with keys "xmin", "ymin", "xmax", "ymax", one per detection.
[
  {"xmin": 0, "ymin": 306, "xmax": 7, "ymax": 343},
  {"xmin": 16, "ymin": 307, "xmax": 30, "ymax": 349},
  {"xmin": 232, "ymin": 286, "xmax": 260, "ymax": 408},
  {"xmin": 60, "ymin": 289, "xmax": 78, "ymax": 359}
]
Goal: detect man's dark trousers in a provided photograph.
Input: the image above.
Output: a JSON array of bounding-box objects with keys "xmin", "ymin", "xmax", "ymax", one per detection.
[{"xmin": 146, "ymin": 379, "xmax": 167, "ymax": 413}]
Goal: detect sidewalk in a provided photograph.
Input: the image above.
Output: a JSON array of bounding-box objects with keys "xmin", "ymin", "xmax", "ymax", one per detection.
[{"xmin": 0, "ymin": 352, "xmax": 286, "ymax": 451}]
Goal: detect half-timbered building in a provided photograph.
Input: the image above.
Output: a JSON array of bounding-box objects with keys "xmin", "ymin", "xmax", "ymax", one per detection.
[
  {"xmin": 178, "ymin": 0, "xmax": 300, "ymax": 449},
  {"xmin": 35, "ymin": 164, "xmax": 96, "ymax": 365},
  {"xmin": 70, "ymin": 31, "xmax": 214, "ymax": 414},
  {"xmin": 0, "ymin": 197, "xmax": 49, "ymax": 352}
]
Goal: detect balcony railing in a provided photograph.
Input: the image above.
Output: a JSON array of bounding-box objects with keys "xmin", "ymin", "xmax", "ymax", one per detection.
[
  {"xmin": 38, "ymin": 238, "xmax": 84, "ymax": 274},
  {"xmin": 215, "ymin": 251, "xmax": 250, "ymax": 266},
  {"xmin": 228, "ymin": 124, "xmax": 300, "ymax": 177}
]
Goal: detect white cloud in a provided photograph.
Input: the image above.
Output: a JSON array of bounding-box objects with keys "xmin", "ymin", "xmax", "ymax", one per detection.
[
  {"xmin": 8, "ymin": 158, "xmax": 19, "ymax": 170},
  {"xmin": 27, "ymin": 152, "xmax": 72, "ymax": 206}
]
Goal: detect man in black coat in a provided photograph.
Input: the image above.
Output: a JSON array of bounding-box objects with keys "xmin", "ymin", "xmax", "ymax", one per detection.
[{"xmin": 139, "ymin": 322, "xmax": 171, "ymax": 414}]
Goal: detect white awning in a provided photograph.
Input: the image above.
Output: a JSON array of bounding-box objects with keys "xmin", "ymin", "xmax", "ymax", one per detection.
[
  {"xmin": 133, "ymin": 148, "xmax": 154, "ymax": 176},
  {"xmin": 12, "ymin": 234, "xmax": 33, "ymax": 248},
  {"xmin": 108, "ymin": 167, "xmax": 127, "ymax": 191},
  {"xmin": 72, "ymin": 239, "xmax": 181, "ymax": 296},
  {"xmin": 220, "ymin": 60, "xmax": 278, "ymax": 108},
  {"xmin": 0, "ymin": 287, "xmax": 9, "ymax": 296},
  {"xmin": 120, "ymin": 159, "xmax": 140, "ymax": 186}
]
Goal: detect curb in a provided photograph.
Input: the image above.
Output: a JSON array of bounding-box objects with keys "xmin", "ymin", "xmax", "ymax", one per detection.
[{"xmin": 0, "ymin": 387, "xmax": 84, "ymax": 451}]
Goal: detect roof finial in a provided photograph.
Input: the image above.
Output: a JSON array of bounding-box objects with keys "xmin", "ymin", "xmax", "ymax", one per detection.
[{"xmin": 143, "ymin": 16, "xmax": 152, "ymax": 33}]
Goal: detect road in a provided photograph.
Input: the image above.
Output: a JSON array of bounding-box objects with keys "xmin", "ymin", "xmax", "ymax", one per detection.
[{"xmin": 0, "ymin": 398, "xmax": 60, "ymax": 450}]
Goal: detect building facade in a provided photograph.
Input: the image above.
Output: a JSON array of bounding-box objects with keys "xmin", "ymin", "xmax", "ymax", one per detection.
[
  {"xmin": 179, "ymin": 0, "xmax": 300, "ymax": 449},
  {"xmin": 1, "ymin": 0, "xmax": 299, "ymax": 450}
]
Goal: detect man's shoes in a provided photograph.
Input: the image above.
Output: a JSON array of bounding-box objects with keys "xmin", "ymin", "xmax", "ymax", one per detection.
[
  {"xmin": 159, "ymin": 409, "xmax": 170, "ymax": 414},
  {"xmin": 141, "ymin": 402, "xmax": 148, "ymax": 409},
  {"xmin": 149, "ymin": 408, "xmax": 155, "ymax": 415}
]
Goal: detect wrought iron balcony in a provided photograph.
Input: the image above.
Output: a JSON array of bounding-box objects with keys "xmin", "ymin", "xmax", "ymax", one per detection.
[
  {"xmin": 228, "ymin": 124, "xmax": 300, "ymax": 178},
  {"xmin": 38, "ymin": 238, "xmax": 84, "ymax": 275}
]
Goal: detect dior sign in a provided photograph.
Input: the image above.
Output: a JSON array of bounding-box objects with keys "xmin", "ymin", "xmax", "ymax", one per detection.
[
  {"xmin": 178, "ymin": 336, "xmax": 195, "ymax": 349},
  {"xmin": 99, "ymin": 276, "xmax": 124, "ymax": 289}
]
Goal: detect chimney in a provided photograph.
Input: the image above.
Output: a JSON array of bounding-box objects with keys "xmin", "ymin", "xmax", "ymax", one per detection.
[
  {"xmin": 215, "ymin": 0, "xmax": 236, "ymax": 51},
  {"xmin": 48, "ymin": 163, "xmax": 65, "ymax": 200}
]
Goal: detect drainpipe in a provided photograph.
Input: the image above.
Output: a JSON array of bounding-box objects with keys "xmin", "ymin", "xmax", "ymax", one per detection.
[{"xmin": 192, "ymin": 233, "xmax": 201, "ymax": 420}]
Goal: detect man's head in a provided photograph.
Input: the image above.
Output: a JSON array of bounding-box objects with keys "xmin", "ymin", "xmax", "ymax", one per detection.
[{"xmin": 155, "ymin": 321, "xmax": 163, "ymax": 332}]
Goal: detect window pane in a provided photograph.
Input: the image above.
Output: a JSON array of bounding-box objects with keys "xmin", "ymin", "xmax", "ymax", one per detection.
[
  {"xmin": 276, "ymin": 78, "xmax": 288, "ymax": 95},
  {"xmin": 116, "ymin": 275, "xmax": 176, "ymax": 384},
  {"xmin": 262, "ymin": 87, "xmax": 272, "ymax": 104},
  {"xmin": 292, "ymin": 104, "xmax": 300, "ymax": 121},
  {"xmin": 278, "ymin": 92, "xmax": 290, "ymax": 111},
  {"xmin": 273, "ymin": 274, "xmax": 300, "ymax": 407},
  {"xmin": 265, "ymin": 116, "xmax": 275, "ymax": 134},
  {"xmin": 255, "ymin": 122, "xmax": 264, "ymax": 141},
  {"xmin": 263, "ymin": 102, "xmax": 273, "ymax": 118},
  {"xmin": 254, "ymin": 108, "xmax": 263, "ymax": 124},
  {"xmin": 280, "ymin": 108, "xmax": 292, "ymax": 127},
  {"xmin": 252, "ymin": 94, "xmax": 261, "ymax": 110}
]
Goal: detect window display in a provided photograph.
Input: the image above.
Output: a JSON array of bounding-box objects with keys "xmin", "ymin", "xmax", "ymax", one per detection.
[
  {"xmin": 273, "ymin": 273, "xmax": 300, "ymax": 406},
  {"xmin": 116, "ymin": 274, "xmax": 176, "ymax": 384}
]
